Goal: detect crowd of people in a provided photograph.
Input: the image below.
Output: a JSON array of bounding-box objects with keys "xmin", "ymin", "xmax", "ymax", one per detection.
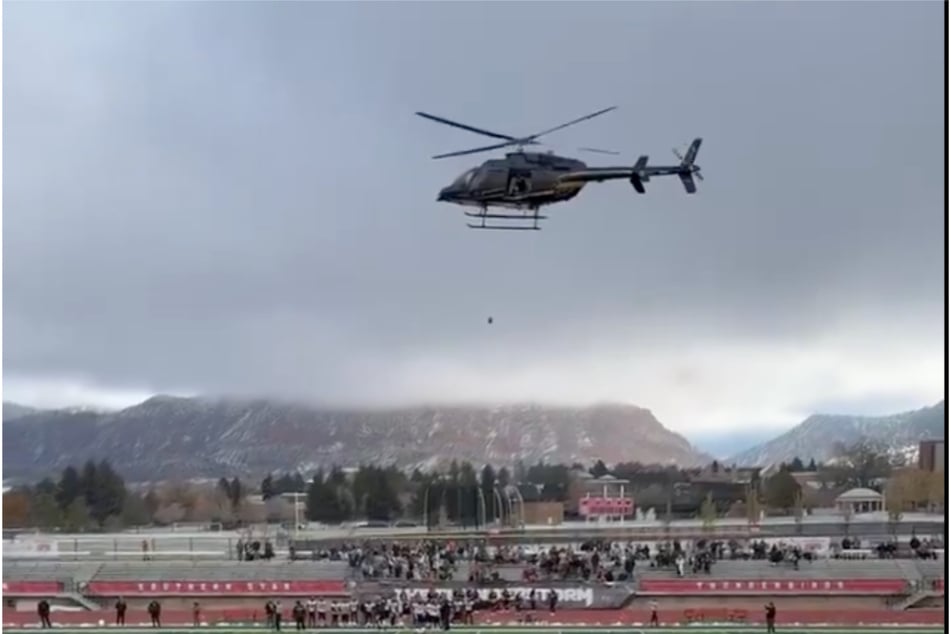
[
  {"xmin": 284, "ymin": 533, "xmax": 944, "ymax": 583},
  {"xmin": 294, "ymin": 538, "xmax": 734, "ymax": 582},
  {"xmin": 237, "ymin": 538, "xmax": 277, "ymax": 561},
  {"xmin": 258, "ymin": 589, "xmax": 559, "ymax": 631}
]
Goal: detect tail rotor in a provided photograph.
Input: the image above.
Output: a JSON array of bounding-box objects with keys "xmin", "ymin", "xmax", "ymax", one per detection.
[
  {"xmin": 673, "ymin": 138, "xmax": 703, "ymax": 193},
  {"xmin": 675, "ymin": 139, "xmax": 703, "ymax": 176}
]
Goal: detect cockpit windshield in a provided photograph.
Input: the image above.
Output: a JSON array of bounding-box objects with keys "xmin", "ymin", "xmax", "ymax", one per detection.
[{"xmin": 453, "ymin": 168, "xmax": 478, "ymax": 188}]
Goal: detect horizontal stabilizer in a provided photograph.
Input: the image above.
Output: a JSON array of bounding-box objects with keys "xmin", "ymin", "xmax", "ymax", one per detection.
[{"xmin": 630, "ymin": 175, "xmax": 646, "ymax": 194}]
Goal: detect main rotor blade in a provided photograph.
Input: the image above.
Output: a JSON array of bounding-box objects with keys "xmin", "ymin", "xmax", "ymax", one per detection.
[
  {"xmin": 526, "ymin": 106, "xmax": 617, "ymax": 142},
  {"xmin": 578, "ymin": 147, "xmax": 621, "ymax": 156},
  {"xmin": 432, "ymin": 139, "xmax": 520, "ymax": 159},
  {"xmin": 416, "ymin": 112, "xmax": 516, "ymax": 141}
]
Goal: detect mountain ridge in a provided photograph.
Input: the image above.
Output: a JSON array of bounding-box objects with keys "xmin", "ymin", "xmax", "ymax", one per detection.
[
  {"xmin": 2, "ymin": 396, "xmax": 711, "ymax": 482},
  {"xmin": 728, "ymin": 401, "xmax": 945, "ymax": 468}
]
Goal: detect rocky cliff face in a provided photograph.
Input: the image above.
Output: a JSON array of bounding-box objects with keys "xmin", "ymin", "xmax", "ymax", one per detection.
[{"xmin": 2, "ymin": 397, "xmax": 710, "ymax": 481}]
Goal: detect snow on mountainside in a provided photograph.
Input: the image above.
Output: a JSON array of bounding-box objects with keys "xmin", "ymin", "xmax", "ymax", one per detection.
[
  {"xmin": 2, "ymin": 397, "xmax": 711, "ymax": 481},
  {"xmin": 728, "ymin": 402, "xmax": 945, "ymax": 468},
  {"xmin": 2, "ymin": 402, "xmax": 42, "ymax": 421}
]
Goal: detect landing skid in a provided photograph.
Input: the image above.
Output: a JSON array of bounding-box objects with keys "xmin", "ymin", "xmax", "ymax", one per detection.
[
  {"xmin": 464, "ymin": 208, "xmax": 546, "ymax": 231},
  {"xmin": 466, "ymin": 224, "xmax": 541, "ymax": 231}
]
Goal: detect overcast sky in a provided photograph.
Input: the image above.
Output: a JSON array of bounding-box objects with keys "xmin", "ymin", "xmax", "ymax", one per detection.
[{"xmin": 3, "ymin": 1, "xmax": 945, "ymax": 435}]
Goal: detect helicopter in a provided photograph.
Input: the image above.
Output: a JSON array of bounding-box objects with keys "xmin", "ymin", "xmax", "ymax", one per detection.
[{"xmin": 417, "ymin": 107, "xmax": 704, "ymax": 230}]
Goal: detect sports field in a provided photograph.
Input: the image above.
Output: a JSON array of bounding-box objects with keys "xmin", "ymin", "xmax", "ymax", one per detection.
[{"xmin": 3, "ymin": 624, "xmax": 945, "ymax": 634}]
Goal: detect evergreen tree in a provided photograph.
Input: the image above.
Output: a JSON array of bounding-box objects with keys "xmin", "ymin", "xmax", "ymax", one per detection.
[
  {"xmin": 229, "ymin": 478, "xmax": 243, "ymax": 509},
  {"xmin": 590, "ymin": 459, "xmax": 610, "ymax": 478},
  {"xmin": 79, "ymin": 461, "xmax": 100, "ymax": 520},
  {"xmin": 56, "ymin": 466, "xmax": 81, "ymax": 511},
  {"xmin": 328, "ymin": 466, "xmax": 347, "ymax": 487},
  {"xmin": 261, "ymin": 473, "xmax": 274, "ymax": 500},
  {"xmin": 35, "ymin": 478, "xmax": 57, "ymax": 497},
  {"xmin": 143, "ymin": 489, "xmax": 160, "ymax": 520},
  {"xmin": 62, "ymin": 498, "xmax": 92, "ymax": 532},
  {"xmin": 89, "ymin": 460, "xmax": 126, "ymax": 525},
  {"xmin": 513, "ymin": 460, "xmax": 527, "ymax": 484},
  {"xmin": 307, "ymin": 472, "xmax": 342, "ymax": 522},
  {"xmin": 764, "ymin": 469, "xmax": 800, "ymax": 512}
]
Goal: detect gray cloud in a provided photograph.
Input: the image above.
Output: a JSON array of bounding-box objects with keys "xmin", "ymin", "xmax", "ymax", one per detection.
[{"xmin": 3, "ymin": 1, "xmax": 944, "ymax": 432}]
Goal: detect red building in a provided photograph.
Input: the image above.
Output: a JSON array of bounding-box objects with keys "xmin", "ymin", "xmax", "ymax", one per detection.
[{"xmin": 578, "ymin": 475, "xmax": 634, "ymax": 523}]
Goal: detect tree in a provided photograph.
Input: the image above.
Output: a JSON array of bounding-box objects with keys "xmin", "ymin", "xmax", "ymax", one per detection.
[
  {"xmin": 154, "ymin": 502, "xmax": 186, "ymax": 525},
  {"xmin": 265, "ymin": 496, "xmax": 294, "ymax": 523},
  {"xmin": 261, "ymin": 474, "xmax": 275, "ymax": 500},
  {"xmin": 525, "ymin": 462, "xmax": 570, "ymax": 502},
  {"xmin": 700, "ymin": 492, "xmax": 717, "ymax": 532},
  {"xmin": 788, "ymin": 457, "xmax": 805, "ymax": 472},
  {"xmin": 90, "ymin": 460, "xmax": 126, "ymax": 525},
  {"xmin": 62, "ymin": 498, "xmax": 92, "ymax": 532},
  {"xmin": 497, "ymin": 467, "xmax": 511, "ymax": 488},
  {"xmin": 121, "ymin": 493, "xmax": 152, "ymax": 526},
  {"xmin": 350, "ymin": 466, "xmax": 402, "ymax": 522},
  {"xmin": 229, "ymin": 478, "xmax": 244, "ymax": 510},
  {"xmin": 30, "ymin": 491, "xmax": 62, "ymax": 528},
  {"xmin": 725, "ymin": 499, "xmax": 747, "ymax": 519},
  {"xmin": 927, "ymin": 471, "xmax": 945, "ymax": 512},
  {"xmin": 884, "ymin": 474, "xmax": 907, "ymax": 521},
  {"xmin": 590, "ymin": 460, "xmax": 610, "ymax": 479},
  {"xmin": 79, "ymin": 460, "xmax": 100, "ymax": 519},
  {"xmin": 56, "ymin": 466, "xmax": 81, "ymax": 511},
  {"xmin": 807, "ymin": 458, "xmax": 818, "ymax": 471},
  {"xmin": 204, "ymin": 487, "xmax": 235, "ymax": 523},
  {"xmin": 792, "ymin": 488, "xmax": 805, "ymax": 533},
  {"xmin": 307, "ymin": 473, "xmax": 345, "ymax": 523},
  {"xmin": 513, "ymin": 460, "xmax": 527, "ymax": 484},
  {"xmin": 164, "ymin": 481, "xmax": 198, "ymax": 513},
  {"xmin": 745, "ymin": 483, "xmax": 762, "ymax": 526},
  {"xmin": 764, "ymin": 469, "xmax": 800, "ymax": 512},
  {"xmin": 328, "ymin": 466, "xmax": 347, "ymax": 487},
  {"xmin": 3, "ymin": 492, "xmax": 32, "ymax": 527},
  {"xmin": 827, "ymin": 442, "xmax": 893, "ymax": 489},
  {"xmin": 143, "ymin": 489, "xmax": 160, "ymax": 520},
  {"xmin": 35, "ymin": 478, "xmax": 57, "ymax": 497}
]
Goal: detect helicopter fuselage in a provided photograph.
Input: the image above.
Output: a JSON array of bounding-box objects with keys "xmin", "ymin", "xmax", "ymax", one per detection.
[{"xmin": 438, "ymin": 152, "xmax": 588, "ymax": 210}]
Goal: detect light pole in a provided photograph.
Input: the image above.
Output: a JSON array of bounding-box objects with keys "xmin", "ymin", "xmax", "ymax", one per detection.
[
  {"xmin": 283, "ymin": 492, "xmax": 307, "ymax": 541},
  {"xmin": 423, "ymin": 485, "xmax": 431, "ymax": 530},
  {"xmin": 505, "ymin": 485, "xmax": 526, "ymax": 528},
  {"xmin": 492, "ymin": 482, "xmax": 506, "ymax": 526},
  {"xmin": 476, "ymin": 486, "xmax": 487, "ymax": 528},
  {"xmin": 423, "ymin": 475, "xmax": 448, "ymax": 530}
]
